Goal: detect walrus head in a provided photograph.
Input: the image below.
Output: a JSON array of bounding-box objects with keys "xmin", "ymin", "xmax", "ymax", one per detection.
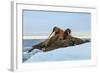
[
  {"xmin": 64, "ymin": 28, "xmax": 71, "ymax": 39},
  {"xmin": 65, "ymin": 28, "xmax": 71, "ymax": 35}
]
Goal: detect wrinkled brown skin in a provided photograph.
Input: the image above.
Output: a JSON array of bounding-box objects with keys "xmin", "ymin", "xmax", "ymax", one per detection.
[
  {"xmin": 64, "ymin": 28, "xmax": 84, "ymax": 45},
  {"xmin": 28, "ymin": 36, "xmax": 74, "ymax": 52},
  {"xmin": 28, "ymin": 26, "xmax": 65, "ymax": 52},
  {"xmin": 43, "ymin": 39, "xmax": 74, "ymax": 52},
  {"xmin": 28, "ymin": 27, "xmax": 89, "ymax": 53},
  {"xmin": 45, "ymin": 26, "xmax": 65, "ymax": 47}
]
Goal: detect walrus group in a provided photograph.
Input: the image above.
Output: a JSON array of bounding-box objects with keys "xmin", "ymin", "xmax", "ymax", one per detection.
[{"xmin": 28, "ymin": 26, "xmax": 90, "ymax": 53}]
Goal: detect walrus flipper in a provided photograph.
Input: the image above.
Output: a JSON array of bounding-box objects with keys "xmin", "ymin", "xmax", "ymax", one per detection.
[
  {"xmin": 28, "ymin": 42, "xmax": 45, "ymax": 53},
  {"xmin": 28, "ymin": 48, "xmax": 34, "ymax": 53}
]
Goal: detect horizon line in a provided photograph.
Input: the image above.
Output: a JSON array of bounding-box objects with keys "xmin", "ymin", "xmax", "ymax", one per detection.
[{"xmin": 23, "ymin": 35, "xmax": 91, "ymax": 39}]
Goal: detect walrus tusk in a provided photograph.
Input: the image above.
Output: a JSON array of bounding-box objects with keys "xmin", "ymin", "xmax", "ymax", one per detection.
[{"xmin": 48, "ymin": 31, "xmax": 54, "ymax": 39}]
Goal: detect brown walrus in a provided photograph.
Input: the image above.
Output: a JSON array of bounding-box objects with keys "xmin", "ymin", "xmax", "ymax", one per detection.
[
  {"xmin": 28, "ymin": 26, "xmax": 65, "ymax": 52},
  {"xmin": 28, "ymin": 27, "xmax": 90, "ymax": 52},
  {"xmin": 43, "ymin": 26, "xmax": 65, "ymax": 47},
  {"xmin": 45, "ymin": 28, "xmax": 90, "ymax": 51},
  {"xmin": 64, "ymin": 28, "xmax": 84, "ymax": 45}
]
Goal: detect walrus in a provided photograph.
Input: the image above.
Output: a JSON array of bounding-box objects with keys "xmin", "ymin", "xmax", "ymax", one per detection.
[
  {"xmin": 64, "ymin": 28, "xmax": 90, "ymax": 45},
  {"xmin": 44, "ymin": 28, "xmax": 90, "ymax": 51},
  {"xmin": 28, "ymin": 27, "xmax": 90, "ymax": 52},
  {"xmin": 28, "ymin": 26, "xmax": 65, "ymax": 52},
  {"xmin": 43, "ymin": 26, "xmax": 65, "ymax": 47}
]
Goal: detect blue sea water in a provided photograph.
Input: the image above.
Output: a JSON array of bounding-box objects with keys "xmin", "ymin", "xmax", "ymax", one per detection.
[
  {"xmin": 23, "ymin": 39, "xmax": 43, "ymax": 47},
  {"xmin": 23, "ymin": 39, "xmax": 45, "ymax": 62}
]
